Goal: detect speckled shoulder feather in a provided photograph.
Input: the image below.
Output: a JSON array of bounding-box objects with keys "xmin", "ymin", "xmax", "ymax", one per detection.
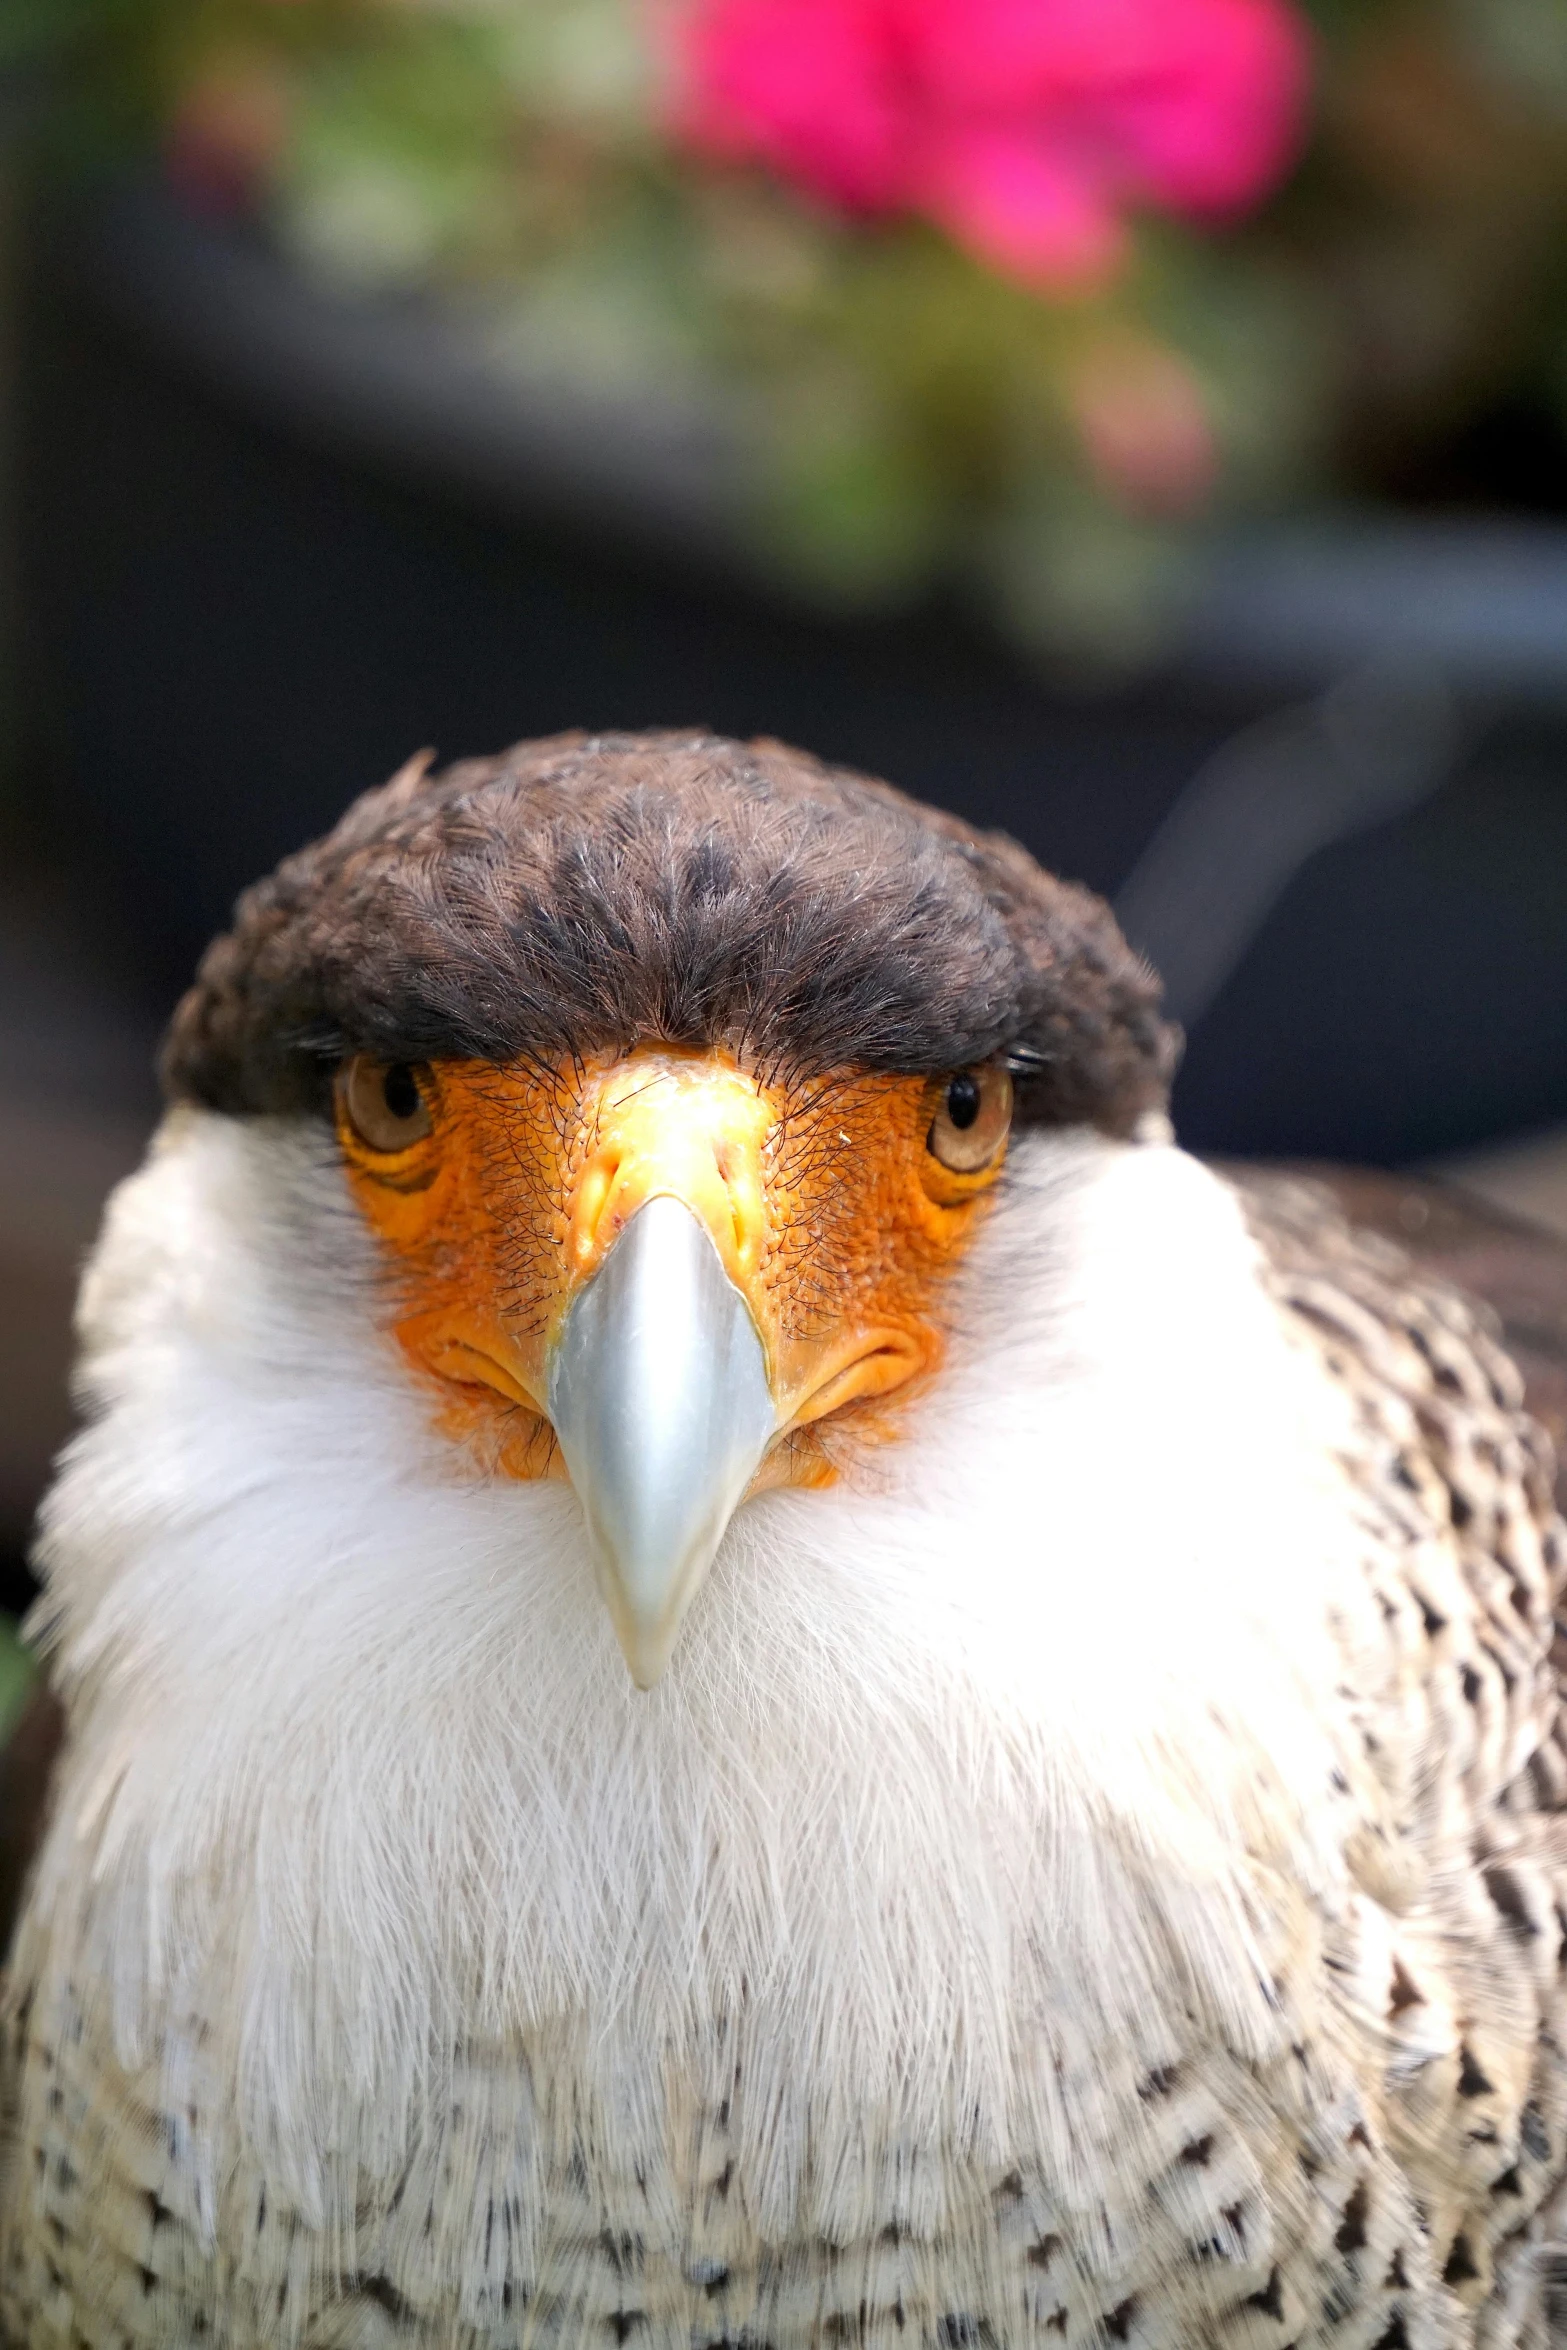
[{"xmin": 1231, "ymin": 1169, "xmax": 1567, "ymax": 2345}]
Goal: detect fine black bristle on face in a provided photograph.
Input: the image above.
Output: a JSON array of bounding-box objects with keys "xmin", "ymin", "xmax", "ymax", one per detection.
[{"xmin": 162, "ymin": 730, "xmax": 1177, "ymax": 1135}]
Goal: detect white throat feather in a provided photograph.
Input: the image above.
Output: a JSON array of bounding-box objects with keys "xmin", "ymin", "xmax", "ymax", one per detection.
[{"xmin": 19, "ymin": 1110, "xmax": 1371, "ymax": 2237}]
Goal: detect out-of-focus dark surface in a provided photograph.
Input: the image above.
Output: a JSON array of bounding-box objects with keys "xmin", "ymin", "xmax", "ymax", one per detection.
[
  {"xmin": 15, "ymin": 211, "xmax": 1214, "ymax": 1000},
  {"xmin": 0, "ymin": 846, "xmax": 157, "ymax": 1615},
  {"xmin": 20, "ymin": 194, "xmax": 1567, "ymax": 1176}
]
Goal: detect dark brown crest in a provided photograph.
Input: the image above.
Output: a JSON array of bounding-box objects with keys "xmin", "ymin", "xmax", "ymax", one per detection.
[{"xmin": 163, "ymin": 730, "xmax": 1179, "ymax": 1135}]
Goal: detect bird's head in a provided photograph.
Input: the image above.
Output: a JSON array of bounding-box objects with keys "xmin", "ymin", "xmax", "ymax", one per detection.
[{"xmin": 163, "ymin": 731, "xmax": 1176, "ymax": 1687}]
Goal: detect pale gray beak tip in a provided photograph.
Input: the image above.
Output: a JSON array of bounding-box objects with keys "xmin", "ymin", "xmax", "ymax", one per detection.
[{"xmin": 547, "ymin": 1195, "xmax": 776, "ymax": 1685}]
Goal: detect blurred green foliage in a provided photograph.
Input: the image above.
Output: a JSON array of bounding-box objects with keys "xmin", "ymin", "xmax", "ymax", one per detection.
[
  {"xmin": 21, "ymin": 0, "xmax": 1567, "ymax": 663},
  {"xmin": 0, "ymin": 1618, "xmax": 34, "ymax": 1750},
  {"xmin": 2, "ymin": 0, "xmax": 92, "ymax": 70}
]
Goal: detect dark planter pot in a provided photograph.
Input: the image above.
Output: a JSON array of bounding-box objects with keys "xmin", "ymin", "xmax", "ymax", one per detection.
[{"xmin": 19, "ymin": 178, "xmax": 1567, "ymax": 1165}]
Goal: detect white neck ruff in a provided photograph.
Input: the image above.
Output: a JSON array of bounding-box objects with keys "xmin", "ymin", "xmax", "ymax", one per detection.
[{"xmin": 22, "ymin": 1110, "xmax": 1368, "ymax": 2230}]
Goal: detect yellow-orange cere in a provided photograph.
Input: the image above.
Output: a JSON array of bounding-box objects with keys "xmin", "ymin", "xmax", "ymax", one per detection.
[{"xmin": 335, "ymin": 1046, "xmax": 1012, "ymax": 1490}]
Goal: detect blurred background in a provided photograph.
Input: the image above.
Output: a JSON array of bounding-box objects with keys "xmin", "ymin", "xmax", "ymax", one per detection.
[{"xmin": 6, "ymin": 0, "xmax": 1567, "ymax": 1645}]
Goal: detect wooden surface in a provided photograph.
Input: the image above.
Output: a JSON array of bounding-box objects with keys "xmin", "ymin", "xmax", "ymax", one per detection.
[{"xmin": 1433, "ymin": 1123, "xmax": 1567, "ymax": 1246}]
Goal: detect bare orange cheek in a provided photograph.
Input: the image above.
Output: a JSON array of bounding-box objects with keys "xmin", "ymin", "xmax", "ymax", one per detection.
[
  {"xmin": 757, "ymin": 1075, "xmax": 996, "ymax": 1465},
  {"xmin": 340, "ymin": 1060, "xmax": 1003, "ymax": 1486},
  {"xmin": 340, "ymin": 1066, "xmax": 577, "ymax": 1477}
]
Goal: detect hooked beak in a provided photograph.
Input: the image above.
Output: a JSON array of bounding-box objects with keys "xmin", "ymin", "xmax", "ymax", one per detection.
[
  {"xmin": 547, "ymin": 1194, "xmax": 776, "ymax": 1688},
  {"xmin": 342, "ymin": 1047, "xmax": 972, "ymax": 1686}
]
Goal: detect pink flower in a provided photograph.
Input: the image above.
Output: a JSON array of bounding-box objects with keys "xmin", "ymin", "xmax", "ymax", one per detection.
[
  {"xmin": 1065, "ymin": 330, "xmax": 1219, "ymax": 515},
  {"xmin": 666, "ymin": 0, "xmax": 1311, "ymax": 288},
  {"xmin": 165, "ymin": 57, "xmax": 294, "ymax": 216}
]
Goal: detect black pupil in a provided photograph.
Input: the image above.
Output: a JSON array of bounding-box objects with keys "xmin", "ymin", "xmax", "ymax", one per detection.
[
  {"xmin": 382, "ymin": 1064, "xmax": 421, "ymax": 1123},
  {"xmin": 946, "ymin": 1074, "xmax": 982, "ymax": 1131}
]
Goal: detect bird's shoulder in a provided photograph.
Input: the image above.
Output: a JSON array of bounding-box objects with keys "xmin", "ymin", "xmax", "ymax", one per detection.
[
  {"xmin": 1237, "ymin": 1165, "xmax": 1567, "ymax": 1509},
  {"xmin": 1230, "ymin": 1162, "xmax": 1567, "ymax": 1626},
  {"xmin": 1228, "ymin": 1161, "xmax": 1567, "ymax": 1807},
  {"xmin": 1226, "ymin": 1163, "xmax": 1567, "ymax": 2317}
]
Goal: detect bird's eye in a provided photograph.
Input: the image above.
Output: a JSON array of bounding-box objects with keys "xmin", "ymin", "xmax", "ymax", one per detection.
[
  {"xmin": 927, "ymin": 1066, "xmax": 1012, "ymax": 1175},
  {"xmin": 338, "ymin": 1055, "xmax": 434, "ymax": 1153},
  {"xmin": 945, "ymin": 1074, "xmax": 981, "ymax": 1130}
]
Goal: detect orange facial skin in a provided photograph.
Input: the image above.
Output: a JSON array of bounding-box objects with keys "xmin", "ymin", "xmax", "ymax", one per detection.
[{"xmin": 337, "ymin": 1048, "xmax": 1009, "ymax": 1491}]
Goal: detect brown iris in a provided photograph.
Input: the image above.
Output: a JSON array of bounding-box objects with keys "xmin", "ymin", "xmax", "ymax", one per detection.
[
  {"xmin": 926, "ymin": 1067, "xmax": 1013, "ymax": 1176},
  {"xmin": 338, "ymin": 1056, "xmax": 434, "ymax": 1153}
]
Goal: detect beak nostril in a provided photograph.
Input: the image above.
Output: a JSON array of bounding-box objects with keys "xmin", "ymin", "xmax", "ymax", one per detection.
[
  {"xmin": 572, "ymin": 1056, "xmax": 773, "ymax": 1291},
  {"xmin": 573, "ymin": 1150, "xmax": 625, "ymax": 1271}
]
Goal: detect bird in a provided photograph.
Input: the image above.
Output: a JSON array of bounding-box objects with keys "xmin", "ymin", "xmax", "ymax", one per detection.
[{"xmin": 3, "ymin": 726, "xmax": 1567, "ymax": 2350}]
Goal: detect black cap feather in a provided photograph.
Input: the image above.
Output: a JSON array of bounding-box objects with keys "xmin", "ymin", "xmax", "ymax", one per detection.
[{"xmin": 163, "ymin": 730, "xmax": 1178, "ymax": 1136}]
